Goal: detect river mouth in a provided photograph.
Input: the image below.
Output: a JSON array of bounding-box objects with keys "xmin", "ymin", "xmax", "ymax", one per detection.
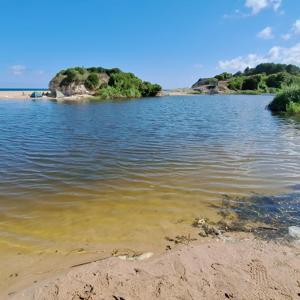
[{"xmin": 0, "ymin": 95, "xmax": 299, "ymax": 293}]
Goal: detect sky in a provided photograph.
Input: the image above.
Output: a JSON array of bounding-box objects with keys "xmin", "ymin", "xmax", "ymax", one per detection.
[{"xmin": 0, "ymin": 0, "xmax": 300, "ymax": 88}]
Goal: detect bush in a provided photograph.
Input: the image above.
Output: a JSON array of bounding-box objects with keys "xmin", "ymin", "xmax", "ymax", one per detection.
[
  {"xmin": 95, "ymin": 86, "xmax": 141, "ymax": 99},
  {"xmin": 60, "ymin": 69, "xmax": 79, "ymax": 87},
  {"xmin": 84, "ymin": 73, "xmax": 99, "ymax": 90},
  {"xmin": 266, "ymin": 72, "xmax": 292, "ymax": 89},
  {"xmin": 268, "ymin": 85, "xmax": 300, "ymax": 112},
  {"xmin": 214, "ymin": 72, "xmax": 233, "ymax": 81},
  {"xmin": 108, "ymin": 72, "xmax": 142, "ymax": 90},
  {"xmin": 228, "ymin": 77, "xmax": 244, "ymax": 90},
  {"xmin": 74, "ymin": 67, "xmax": 85, "ymax": 75},
  {"xmin": 242, "ymin": 75, "xmax": 262, "ymax": 90},
  {"xmin": 140, "ymin": 82, "xmax": 162, "ymax": 97},
  {"xmin": 286, "ymin": 101, "xmax": 300, "ymax": 114},
  {"xmin": 95, "ymin": 86, "xmax": 123, "ymax": 99}
]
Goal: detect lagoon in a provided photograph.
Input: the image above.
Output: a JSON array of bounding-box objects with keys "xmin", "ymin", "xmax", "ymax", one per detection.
[{"xmin": 0, "ymin": 95, "xmax": 300, "ymax": 292}]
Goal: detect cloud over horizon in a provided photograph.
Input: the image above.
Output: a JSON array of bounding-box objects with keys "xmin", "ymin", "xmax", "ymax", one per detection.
[
  {"xmin": 218, "ymin": 43, "xmax": 300, "ymax": 72},
  {"xmin": 9, "ymin": 65, "xmax": 26, "ymax": 76}
]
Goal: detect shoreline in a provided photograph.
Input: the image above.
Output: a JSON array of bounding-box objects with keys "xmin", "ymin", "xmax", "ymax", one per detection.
[
  {"xmin": 4, "ymin": 215, "xmax": 300, "ymax": 299},
  {"xmin": 0, "ymin": 90, "xmax": 274, "ymax": 101},
  {"xmin": 8, "ymin": 234, "xmax": 300, "ymax": 300},
  {"xmin": 0, "ymin": 90, "xmax": 49, "ymax": 100}
]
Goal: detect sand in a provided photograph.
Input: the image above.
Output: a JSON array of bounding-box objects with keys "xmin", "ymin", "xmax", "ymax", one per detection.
[
  {"xmin": 0, "ymin": 91, "xmax": 48, "ymax": 100},
  {"xmin": 7, "ymin": 236, "xmax": 300, "ymax": 300}
]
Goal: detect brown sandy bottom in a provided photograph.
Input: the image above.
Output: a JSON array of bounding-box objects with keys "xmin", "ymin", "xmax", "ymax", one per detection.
[{"xmin": 9, "ymin": 237, "xmax": 300, "ymax": 300}]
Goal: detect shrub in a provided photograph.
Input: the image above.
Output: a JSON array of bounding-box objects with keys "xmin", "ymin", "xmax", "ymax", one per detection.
[
  {"xmin": 228, "ymin": 77, "xmax": 244, "ymax": 90},
  {"xmin": 84, "ymin": 73, "xmax": 100, "ymax": 90},
  {"xmin": 95, "ymin": 86, "xmax": 141, "ymax": 99},
  {"xmin": 140, "ymin": 82, "xmax": 162, "ymax": 97},
  {"xmin": 266, "ymin": 72, "xmax": 292, "ymax": 89},
  {"xmin": 74, "ymin": 67, "xmax": 85, "ymax": 75},
  {"xmin": 108, "ymin": 72, "xmax": 143, "ymax": 90},
  {"xmin": 242, "ymin": 75, "xmax": 262, "ymax": 90},
  {"xmin": 95, "ymin": 86, "xmax": 122, "ymax": 99},
  {"xmin": 286, "ymin": 101, "xmax": 300, "ymax": 114},
  {"xmin": 60, "ymin": 69, "xmax": 79, "ymax": 87},
  {"xmin": 268, "ymin": 85, "xmax": 300, "ymax": 112},
  {"xmin": 214, "ymin": 72, "xmax": 233, "ymax": 81}
]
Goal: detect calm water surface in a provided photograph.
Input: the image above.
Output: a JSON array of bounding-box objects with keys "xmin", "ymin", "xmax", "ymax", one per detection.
[{"xmin": 0, "ymin": 95, "xmax": 300, "ymax": 289}]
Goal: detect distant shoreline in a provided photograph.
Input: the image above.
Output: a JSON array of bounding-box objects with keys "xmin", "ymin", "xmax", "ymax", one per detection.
[
  {"xmin": 0, "ymin": 90, "xmax": 49, "ymax": 100},
  {"xmin": 0, "ymin": 89, "xmax": 274, "ymax": 101}
]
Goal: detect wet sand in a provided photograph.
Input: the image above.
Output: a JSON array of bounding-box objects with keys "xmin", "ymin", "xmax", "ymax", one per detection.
[{"xmin": 9, "ymin": 235, "xmax": 300, "ymax": 300}]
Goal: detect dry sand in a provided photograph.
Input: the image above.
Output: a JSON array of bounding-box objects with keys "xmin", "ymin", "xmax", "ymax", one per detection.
[
  {"xmin": 0, "ymin": 91, "xmax": 48, "ymax": 100},
  {"xmin": 8, "ymin": 236, "xmax": 300, "ymax": 300}
]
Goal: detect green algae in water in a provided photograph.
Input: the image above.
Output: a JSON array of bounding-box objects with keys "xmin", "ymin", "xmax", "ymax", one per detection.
[{"xmin": 218, "ymin": 191, "xmax": 300, "ymax": 239}]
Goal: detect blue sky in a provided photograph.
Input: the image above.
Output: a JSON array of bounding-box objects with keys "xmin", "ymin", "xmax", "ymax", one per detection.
[{"xmin": 0, "ymin": 0, "xmax": 300, "ymax": 88}]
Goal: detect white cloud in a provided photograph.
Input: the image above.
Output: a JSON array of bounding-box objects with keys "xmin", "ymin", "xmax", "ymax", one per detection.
[
  {"xmin": 9, "ymin": 65, "xmax": 26, "ymax": 76},
  {"xmin": 292, "ymin": 19, "xmax": 300, "ymax": 34},
  {"xmin": 245, "ymin": 0, "xmax": 282, "ymax": 15},
  {"xmin": 281, "ymin": 19, "xmax": 300, "ymax": 41},
  {"xmin": 257, "ymin": 26, "xmax": 274, "ymax": 39},
  {"xmin": 219, "ymin": 54, "xmax": 264, "ymax": 71},
  {"xmin": 218, "ymin": 43, "xmax": 300, "ymax": 71},
  {"xmin": 281, "ymin": 33, "xmax": 291, "ymax": 40}
]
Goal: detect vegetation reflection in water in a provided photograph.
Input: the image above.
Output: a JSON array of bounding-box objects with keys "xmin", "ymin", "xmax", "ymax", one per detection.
[{"xmin": 0, "ymin": 95, "xmax": 300, "ymax": 287}]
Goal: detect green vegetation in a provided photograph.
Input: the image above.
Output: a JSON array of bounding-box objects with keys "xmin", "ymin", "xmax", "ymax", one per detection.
[
  {"xmin": 286, "ymin": 101, "xmax": 300, "ymax": 114},
  {"xmin": 49, "ymin": 66, "xmax": 162, "ymax": 99},
  {"xmin": 227, "ymin": 63, "xmax": 300, "ymax": 93},
  {"xmin": 268, "ymin": 85, "xmax": 300, "ymax": 114},
  {"xmin": 193, "ymin": 63, "xmax": 300, "ymax": 95},
  {"xmin": 214, "ymin": 72, "xmax": 232, "ymax": 81},
  {"xmin": 84, "ymin": 73, "xmax": 100, "ymax": 90}
]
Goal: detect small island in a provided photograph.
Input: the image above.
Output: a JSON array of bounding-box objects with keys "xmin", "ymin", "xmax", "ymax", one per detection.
[{"xmin": 49, "ymin": 67, "xmax": 162, "ymax": 100}]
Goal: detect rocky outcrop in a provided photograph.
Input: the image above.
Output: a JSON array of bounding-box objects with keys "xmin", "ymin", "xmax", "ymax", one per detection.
[
  {"xmin": 49, "ymin": 81, "xmax": 89, "ymax": 97},
  {"xmin": 48, "ymin": 68, "xmax": 110, "ymax": 97},
  {"xmin": 191, "ymin": 78, "xmax": 219, "ymax": 94},
  {"xmin": 49, "ymin": 67, "xmax": 162, "ymax": 99}
]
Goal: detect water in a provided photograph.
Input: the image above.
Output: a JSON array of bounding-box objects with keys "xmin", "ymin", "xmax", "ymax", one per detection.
[
  {"xmin": 0, "ymin": 95, "xmax": 300, "ymax": 290},
  {"xmin": 0, "ymin": 88, "xmax": 47, "ymax": 91}
]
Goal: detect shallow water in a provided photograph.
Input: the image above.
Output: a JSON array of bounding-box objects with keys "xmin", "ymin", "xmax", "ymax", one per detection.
[{"xmin": 0, "ymin": 95, "xmax": 300, "ymax": 290}]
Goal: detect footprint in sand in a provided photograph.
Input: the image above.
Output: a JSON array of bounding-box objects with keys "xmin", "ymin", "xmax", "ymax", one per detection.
[
  {"xmin": 248, "ymin": 259, "xmax": 293, "ymax": 300},
  {"xmin": 249, "ymin": 259, "xmax": 268, "ymax": 286}
]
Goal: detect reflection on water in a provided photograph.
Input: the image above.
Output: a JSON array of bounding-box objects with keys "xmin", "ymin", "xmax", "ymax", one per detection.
[{"xmin": 0, "ymin": 95, "xmax": 300, "ymax": 289}]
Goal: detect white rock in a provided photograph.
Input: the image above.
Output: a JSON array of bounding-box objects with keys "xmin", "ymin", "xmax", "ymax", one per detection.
[
  {"xmin": 288, "ymin": 226, "xmax": 300, "ymax": 239},
  {"xmin": 118, "ymin": 252, "xmax": 154, "ymax": 261}
]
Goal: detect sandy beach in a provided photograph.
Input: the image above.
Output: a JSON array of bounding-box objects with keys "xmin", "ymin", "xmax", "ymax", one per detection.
[
  {"xmin": 0, "ymin": 91, "xmax": 48, "ymax": 100},
  {"xmin": 8, "ymin": 235, "xmax": 300, "ymax": 300}
]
